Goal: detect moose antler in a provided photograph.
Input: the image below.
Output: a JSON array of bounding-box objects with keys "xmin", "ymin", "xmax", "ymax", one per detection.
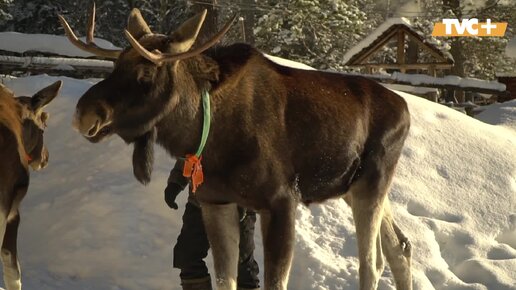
[
  {"xmin": 58, "ymin": 2, "xmax": 122, "ymax": 59},
  {"xmin": 125, "ymin": 15, "xmax": 237, "ymax": 65}
]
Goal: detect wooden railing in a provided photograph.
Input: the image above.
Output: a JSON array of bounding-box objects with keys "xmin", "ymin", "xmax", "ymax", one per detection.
[{"xmin": 0, "ymin": 51, "xmax": 113, "ymax": 78}]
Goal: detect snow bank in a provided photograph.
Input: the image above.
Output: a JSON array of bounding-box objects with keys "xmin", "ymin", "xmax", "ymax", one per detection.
[
  {"xmin": 0, "ymin": 32, "xmax": 119, "ymax": 57},
  {"xmin": 476, "ymin": 100, "xmax": 516, "ymax": 130},
  {"xmin": 291, "ymin": 89, "xmax": 516, "ymax": 290},
  {"xmin": 1, "ymin": 75, "xmax": 185, "ymax": 290},
  {"xmin": 0, "ymin": 74, "xmax": 514, "ymax": 290}
]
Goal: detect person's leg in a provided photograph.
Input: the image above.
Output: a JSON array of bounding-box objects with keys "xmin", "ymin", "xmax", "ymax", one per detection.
[
  {"xmin": 174, "ymin": 201, "xmax": 212, "ymax": 289},
  {"xmin": 237, "ymin": 209, "xmax": 260, "ymax": 289}
]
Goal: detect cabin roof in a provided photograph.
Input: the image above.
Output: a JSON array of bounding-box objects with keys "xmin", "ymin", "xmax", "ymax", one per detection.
[{"xmin": 343, "ymin": 18, "xmax": 454, "ymax": 66}]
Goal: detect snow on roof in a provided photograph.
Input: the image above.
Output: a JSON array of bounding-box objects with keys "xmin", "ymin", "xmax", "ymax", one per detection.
[
  {"xmin": 343, "ymin": 18, "xmax": 411, "ymax": 64},
  {"xmin": 0, "ymin": 32, "xmax": 120, "ymax": 57},
  {"xmin": 343, "ymin": 17, "xmax": 453, "ymax": 65}
]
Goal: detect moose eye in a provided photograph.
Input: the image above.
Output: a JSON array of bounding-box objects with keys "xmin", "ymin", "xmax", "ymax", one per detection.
[{"xmin": 136, "ymin": 65, "xmax": 156, "ymax": 84}]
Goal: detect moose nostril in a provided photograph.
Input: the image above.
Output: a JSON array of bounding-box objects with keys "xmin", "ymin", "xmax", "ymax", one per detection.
[{"xmin": 87, "ymin": 121, "xmax": 99, "ymax": 137}]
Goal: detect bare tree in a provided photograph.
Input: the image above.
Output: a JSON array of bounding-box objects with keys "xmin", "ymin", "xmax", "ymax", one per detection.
[
  {"xmin": 190, "ymin": 0, "xmax": 219, "ymax": 40},
  {"xmin": 241, "ymin": 0, "xmax": 256, "ymax": 44}
]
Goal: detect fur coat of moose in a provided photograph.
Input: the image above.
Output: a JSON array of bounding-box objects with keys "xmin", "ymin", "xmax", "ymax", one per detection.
[
  {"xmin": 0, "ymin": 81, "xmax": 61, "ymax": 290},
  {"xmin": 59, "ymin": 5, "xmax": 412, "ymax": 290}
]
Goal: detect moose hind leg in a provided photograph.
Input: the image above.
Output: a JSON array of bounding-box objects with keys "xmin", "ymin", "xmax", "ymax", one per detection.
[
  {"xmin": 375, "ymin": 231, "xmax": 385, "ymax": 275},
  {"xmin": 201, "ymin": 203, "xmax": 240, "ymax": 290},
  {"xmin": 1, "ymin": 211, "xmax": 21, "ymax": 290},
  {"xmin": 344, "ymin": 194, "xmax": 385, "ymax": 277},
  {"xmin": 260, "ymin": 197, "xmax": 296, "ymax": 290},
  {"xmin": 348, "ymin": 182, "xmax": 387, "ymax": 290},
  {"xmin": 380, "ymin": 200, "xmax": 412, "ymax": 290}
]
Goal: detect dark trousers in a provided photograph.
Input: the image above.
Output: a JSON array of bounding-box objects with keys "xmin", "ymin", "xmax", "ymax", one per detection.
[{"xmin": 173, "ymin": 202, "xmax": 260, "ymax": 288}]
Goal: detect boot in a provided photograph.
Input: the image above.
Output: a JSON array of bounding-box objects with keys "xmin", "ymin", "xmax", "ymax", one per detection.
[{"xmin": 181, "ymin": 275, "xmax": 213, "ymax": 290}]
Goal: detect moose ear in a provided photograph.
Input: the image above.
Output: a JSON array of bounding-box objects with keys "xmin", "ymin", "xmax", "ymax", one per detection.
[
  {"xmin": 127, "ymin": 8, "xmax": 152, "ymax": 40},
  {"xmin": 168, "ymin": 9, "xmax": 207, "ymax": 54},
  {"xmin": 31, "ymin": 80, "xmax": 62, "ymax": 111}
]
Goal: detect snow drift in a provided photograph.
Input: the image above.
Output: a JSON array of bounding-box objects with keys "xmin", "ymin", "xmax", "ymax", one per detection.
[
  {"xmin": 476, "ymin": 100, "xmax": 516, "ymax": 130},
  {"xmin": 0, "ymin": 74, "xmax": 514, "ymax": 290}
]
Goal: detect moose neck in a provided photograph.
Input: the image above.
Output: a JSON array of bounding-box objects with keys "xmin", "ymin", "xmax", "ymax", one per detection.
[{"xmin": 155, "ymin": 61, "xmax": 207, "ymax": 158}]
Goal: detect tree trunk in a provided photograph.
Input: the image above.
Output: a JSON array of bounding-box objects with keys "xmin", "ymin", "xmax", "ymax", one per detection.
[
  {"xmin": 191, "ymin": 0, "xmax": 218, "ymax": 40},
  {"xmin": 443, "ymin": 0, "xmax": 466, "ymax": 103},
  {"xmin": 406, "ymin": 39, "xmax": 419, "ymax": 74},
  {"xmin": 241, "ymin": 0, "xmax": 256, "ymax": 45}
]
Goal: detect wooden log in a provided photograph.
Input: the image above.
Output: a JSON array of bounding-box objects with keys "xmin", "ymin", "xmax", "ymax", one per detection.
[
  {"xmin": 0, "ymin": 55, "xmax": 113, "ymax": 78},
  {"xmin": 362, "ymin": 63, "xmax": 453, "ymax": 69}
]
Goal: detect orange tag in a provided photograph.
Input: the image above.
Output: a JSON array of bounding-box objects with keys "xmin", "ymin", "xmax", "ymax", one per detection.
[
  {"xmin": 182, "ymin": 154, "xmax": 204, "ymax": 193},
  {"xmin": 26, "ymin": 154, "xmax": 32, "ymax": 162}
]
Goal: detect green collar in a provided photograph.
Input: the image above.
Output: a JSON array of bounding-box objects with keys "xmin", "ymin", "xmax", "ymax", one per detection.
[
  {"xmin": 180, "ymin": 90, "xmax": 211, "ymax": 193},
  {"xmin": 195, "ymin": 90, "xmax": 211, "ymax": 157}
]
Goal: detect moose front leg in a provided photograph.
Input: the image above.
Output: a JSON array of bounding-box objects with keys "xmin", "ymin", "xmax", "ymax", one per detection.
[
  {"xmin": 260, "ymin": 197, "xmax": 296, "ymax": 290},
  {"xmin": 201, "ymin": 203, "xmax": 240, "ymax": 290},
  {"xmin": 1, "ymin": 211, "xmax": 21, "ymax": 290}
]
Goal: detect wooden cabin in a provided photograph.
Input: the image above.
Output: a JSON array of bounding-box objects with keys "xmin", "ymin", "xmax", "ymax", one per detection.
[{"xmin": 343, "ymin": 18, "xmax": 454, "ymax": 76}]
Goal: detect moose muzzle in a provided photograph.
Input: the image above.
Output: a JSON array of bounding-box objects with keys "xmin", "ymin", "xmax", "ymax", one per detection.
[{"xmin": 73, "ymin": 98, "xmax": 114, "ymax": 143}]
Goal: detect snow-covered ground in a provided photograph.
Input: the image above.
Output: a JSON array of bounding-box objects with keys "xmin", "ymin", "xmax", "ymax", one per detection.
[
  {"xmin": 0, "ymin": 71, "xmax": 514, "ymax": 290},
  {"xmin": 476, "ymin": 100, "xmax": 516, "ymax": 131}
]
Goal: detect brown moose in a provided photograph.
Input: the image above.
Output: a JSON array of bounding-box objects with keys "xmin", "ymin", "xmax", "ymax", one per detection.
[
  {"xmin": 60, "ymin": 6, "xmax": 412, "ymax": 290},
  {"xmin": 0, "ymin": 81, "xmax": 62, "ymax": 290}
]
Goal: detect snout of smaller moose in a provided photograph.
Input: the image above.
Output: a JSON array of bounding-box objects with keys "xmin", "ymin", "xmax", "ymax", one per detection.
[
  {"xmin": 72, "ymin": 109, "xmax": 81, "ymax": 132},
  {"xmin": 40, "ymin": 147, "xmax": 49, "ymax": 169},
  {"xmin": 32, "ymin": 147, "xmax": 49, "ymax": 171}
]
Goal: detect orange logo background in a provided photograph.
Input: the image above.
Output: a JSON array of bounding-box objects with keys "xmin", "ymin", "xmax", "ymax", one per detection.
[{"xmin": 432, "ymin": 20, "xmax": 507, "ymax": 37}]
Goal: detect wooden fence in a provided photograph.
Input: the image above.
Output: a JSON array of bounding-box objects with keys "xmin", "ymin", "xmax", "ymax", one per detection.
[
  {"xmin": 1, "ymin": 51, "xmax": 510, "ymax": 107},
  {"xmin": 0, "ymin": 51, "xmax": 113, "ymax": 79}
]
